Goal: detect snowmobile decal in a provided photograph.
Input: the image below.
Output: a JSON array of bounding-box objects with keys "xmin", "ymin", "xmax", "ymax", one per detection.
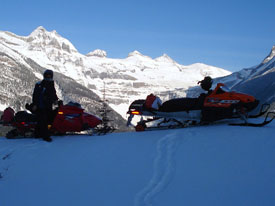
[
  {"xmin": 206, "ymin": 98, "xmax": 240, "ymax": 104},
  {"xmin": 204, "ymin": 83, "xmax": 257, "ymax": 108}
]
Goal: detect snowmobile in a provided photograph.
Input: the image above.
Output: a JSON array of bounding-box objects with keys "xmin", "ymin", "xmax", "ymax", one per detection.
[
  {"xmin": 127, "ymin": 77, "xmax": 275, "ymax": 131},
  {"xmin": 0, "ymin": 101, "xmax": 109, "ymax": 139}
]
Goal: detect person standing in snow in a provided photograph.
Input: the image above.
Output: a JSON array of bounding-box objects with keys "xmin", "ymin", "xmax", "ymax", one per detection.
[{"xmin": 32, "ymin": 69, "xmax": 59, "ymax": 142}]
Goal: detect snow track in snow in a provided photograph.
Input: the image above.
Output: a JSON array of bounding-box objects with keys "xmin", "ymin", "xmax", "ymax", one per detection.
[
  {"xmin": 0, "ymin": 152, "xmax": 11, "ymax": 179},
  {"xmin": 134, "ymin": 131, "xmax": 182, "ymax": 206},
  {"xmin": 0, "ymin": 139, "xmax": 39, "ymax": 180}
]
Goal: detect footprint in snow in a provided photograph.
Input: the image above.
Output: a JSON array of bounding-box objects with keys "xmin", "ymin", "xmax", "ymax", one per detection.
[{"xmin": 134, "ymin": 132, "xmax": 181, "ymax": 206}]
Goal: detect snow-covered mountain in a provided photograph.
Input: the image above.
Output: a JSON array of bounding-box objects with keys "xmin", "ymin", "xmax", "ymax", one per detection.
[
  {"xmin": 216, "ymin": 45, "xmax": 275, "ymax": 89},
  {"xmin": 0, "ymin": 26, "xmax": 231, "ymax": 120},
  {"xmin": 1, "ymin": 120, "xmax": 275, "ymax": 206},
  {"xmin": 187, "ymin": 45, "xmax": 275, "ymax": 106},
  {"xmin": 0, "ymin": 30, "xmax": 127, "ymax": 130},
  {"xmin": 230, "ymin": 46, "xmax": 275, "ymax": 104}
]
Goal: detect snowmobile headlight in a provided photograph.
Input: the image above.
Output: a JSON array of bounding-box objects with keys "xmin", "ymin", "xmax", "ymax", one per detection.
[
  {"xmin": 131, "ymin": 111, "xmax": 141, "ymax": 115},
  {"xmin": 58, "ymin": 111, "xmax": 64, "ymax": 115}
]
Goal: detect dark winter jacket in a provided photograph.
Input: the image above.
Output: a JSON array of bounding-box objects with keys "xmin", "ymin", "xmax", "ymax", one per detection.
[{"xmin": 32, "ymin": 80, "xmax": 58, "ymax": 110}]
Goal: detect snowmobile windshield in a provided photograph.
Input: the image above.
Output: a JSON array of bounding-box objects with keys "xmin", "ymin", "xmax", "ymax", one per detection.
[
  {"xmin": 220, "ymin": 85, "xmax": 230, "ymax": 92},
  {"xmin": 216, "ymin": 85, "xmax": 231, "ymax": 94}
]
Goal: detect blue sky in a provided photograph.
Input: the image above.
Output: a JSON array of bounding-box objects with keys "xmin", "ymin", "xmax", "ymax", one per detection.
[{"xmin": 1, "ymin": 0, "xmax": 274, "ymax": 72}]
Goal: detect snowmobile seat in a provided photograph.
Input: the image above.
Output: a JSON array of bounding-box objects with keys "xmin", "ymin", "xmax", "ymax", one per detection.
[
  {"xmin": 160, "ymin": 98, "xmax": 202, "ymax": 112},
  {"xmin": 14, "ymin": 111, "xmax": 37, "ymax": 123},
  {"xmin": 128, "ymin": 96, "xmax": 206, "ymax": 113}
]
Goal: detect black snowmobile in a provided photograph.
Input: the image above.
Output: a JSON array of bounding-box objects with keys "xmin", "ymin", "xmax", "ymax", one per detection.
[{"xmin": 127, "ymin": 77, "xmax": 274, "ymax": 131}]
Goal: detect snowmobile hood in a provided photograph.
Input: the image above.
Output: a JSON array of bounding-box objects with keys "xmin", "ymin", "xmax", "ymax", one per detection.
[{"xmin": 204, "ymin": 83, "xmax": 258, "ymax": 108}]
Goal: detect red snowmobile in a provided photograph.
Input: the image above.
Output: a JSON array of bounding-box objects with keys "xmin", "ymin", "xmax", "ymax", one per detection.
[
  {"xmin": 1, "ymin": 102, "xmax": 104, "ymax": 139},
  {"xmin": 127, "ymin": 77, "xmax": 274, "ymax": 131}
]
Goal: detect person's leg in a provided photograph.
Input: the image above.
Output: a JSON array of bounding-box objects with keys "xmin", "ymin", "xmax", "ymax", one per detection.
[{"xmin": 36, "ymin": 109, "xmax": 52, "ymax": 142}]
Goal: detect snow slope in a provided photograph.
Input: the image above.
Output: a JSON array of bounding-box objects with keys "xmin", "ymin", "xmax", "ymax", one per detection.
[
  {"xmin": 1, "ymin": 120, "xmax": 275, "ymax": 206},
  {"xmin": 186, "ymin": 45, "xmax": 275, "ymax": 105}
]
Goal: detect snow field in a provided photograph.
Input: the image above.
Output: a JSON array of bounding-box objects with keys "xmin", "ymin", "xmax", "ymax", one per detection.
[{"xmin": 0, "ymin": 120, "xmax": 275, "ymax": 206}]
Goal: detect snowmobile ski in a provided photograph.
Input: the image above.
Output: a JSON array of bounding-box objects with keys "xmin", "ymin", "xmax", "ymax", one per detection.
[
  {"xmin": 229, "ymin": 112, "xmax": 275, "ymax": 127},
  {"xmin": 248, "ymin": 103, "xmax": 270, "ymax": 118}
]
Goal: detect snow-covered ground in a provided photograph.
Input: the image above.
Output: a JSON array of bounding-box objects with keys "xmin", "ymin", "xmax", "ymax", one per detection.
[{"xmin": 1, "ymin": 120, "xmax": 275, "ymax": 206}]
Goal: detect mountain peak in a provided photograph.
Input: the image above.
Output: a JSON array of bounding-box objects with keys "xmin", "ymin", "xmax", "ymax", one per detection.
[
  {"xmin": 29, "ymin": 26, "xmax": 59, "ymax": 38},
  {"xmin": 86, "ymin": 49, "xmax": 107, "ymax": 58},
  {"xmin": 263, "ymin": 45, "xmax": 275, "ymax": 64},
  {"xmin": 128, "ymin": 50, "xmax": 143, "ymax": 57},
  {"xmin": 35, "ymin": 26, "xmax": 46, "ymax": 32},
  {"xmin": 127, "ymin": 50, "xmax": 152, "ymax": 60},
  {"xmin": 27, "ymin": 26, "xmax": 77, "ymax": 53},
  {"xmin": 29, "ymin": 26, "xmax": 48, "ymax": 36},
  {"xmin": 155, "ymin": 53, "xmax": 176, "ymax": 63}
]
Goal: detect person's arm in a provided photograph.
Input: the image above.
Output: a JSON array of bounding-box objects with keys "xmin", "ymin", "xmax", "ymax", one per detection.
[
  {"xmin": 51, "ymin": 82, "xmax": 58, "ymax": 103},
  {"xmin": 32, "ymin": 83, "xmax": 40, "ymax": 106}
]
